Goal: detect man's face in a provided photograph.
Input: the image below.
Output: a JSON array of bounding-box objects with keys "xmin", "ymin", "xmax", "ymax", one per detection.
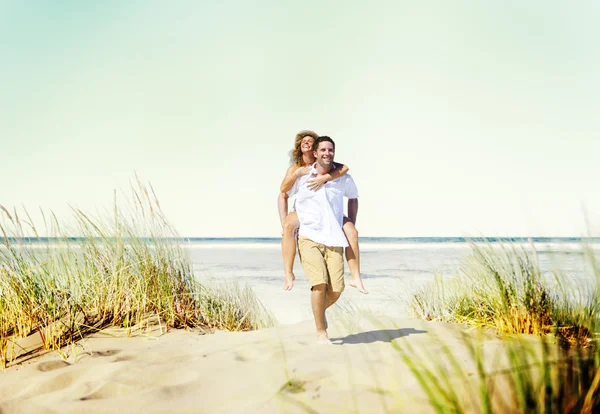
[
  {"xmin": 300, "ymin": 136, "xmax": 315, "ymax": 154},
  {"xmin": 314, "ymin": 141, "xmax": 335, "ymax": 167}
]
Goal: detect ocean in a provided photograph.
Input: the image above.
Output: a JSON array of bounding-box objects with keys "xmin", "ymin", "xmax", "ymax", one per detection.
[{"xmin": 188, "ymin": 237, "xmax": 598, "ymax": 325}]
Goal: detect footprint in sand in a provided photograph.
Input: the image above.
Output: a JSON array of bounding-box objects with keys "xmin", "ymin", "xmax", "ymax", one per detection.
[
  {"xmin": 234, "ymin": 353, "xmax": 247, "ymax": 362},
  {"xmin": 113, "ymin": 355, "xmax": 135, "ymax": 362},
  {"xmin": 79, "ymin": 382, "xmax": 134, "ymax": 401},
  {"xmin": 37, "ymin": 360, "xmax": 70, "ymax": 372},
  {"xmin": 93, "ymin": 349, "xmax": 121, "ymax": 357}
]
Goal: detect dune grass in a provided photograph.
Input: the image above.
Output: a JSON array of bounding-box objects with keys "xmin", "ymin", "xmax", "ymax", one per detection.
[
  {"xmin": 394, "ymin": 326, "xmax": 600, "ymax": 413},
  {"xmin": 411, "ymin": 241, "xmax": 599, "ymax": 346},
  {"xmin": 0, "ymin": 180, "xmax": 273, "ymax": 368},
  {"xmin": 403, "ymin": 240, "xmax": 600, "ymax": 412}
]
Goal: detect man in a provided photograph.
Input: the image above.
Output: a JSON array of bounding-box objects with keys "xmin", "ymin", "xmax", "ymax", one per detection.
[{"xmin": 288, "ymin": 136, "xmax": 359, "ymax": 344}]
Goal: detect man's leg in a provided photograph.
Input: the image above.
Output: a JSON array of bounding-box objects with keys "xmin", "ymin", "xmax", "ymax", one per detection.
[
  {"xmin": 298, "ymin": 237, "xmax": 331, "ymax": 343},
  {"xmin": 325, "ymin": 285, "xmax": 342, "ymax": 309},
  {"xmin": 311, "ymin": 284, "xmax": 329, "ymax": 342},
  {"xmin": 321, "ymin": 286, "xmax": 341, "ymax": 330},
  {"xmin": 321, "ymin": 246, "xmax": 345, "ymax": 334}
]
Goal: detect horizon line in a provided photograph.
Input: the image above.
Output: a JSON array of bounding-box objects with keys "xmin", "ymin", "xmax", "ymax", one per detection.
[{"xmin": 4, "ymin": 236, "xmax": 600, "ymax": 242}]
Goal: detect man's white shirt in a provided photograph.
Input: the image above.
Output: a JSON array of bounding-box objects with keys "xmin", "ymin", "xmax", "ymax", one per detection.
[{"xmin": 288, "ymin": 164, "xmax": 359, "ymax": 247}]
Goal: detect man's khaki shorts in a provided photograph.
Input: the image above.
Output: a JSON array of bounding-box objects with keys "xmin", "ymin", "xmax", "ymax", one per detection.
[{"xmin": 298, "ymin": 236, "xmax": 345, "ymax": 292}]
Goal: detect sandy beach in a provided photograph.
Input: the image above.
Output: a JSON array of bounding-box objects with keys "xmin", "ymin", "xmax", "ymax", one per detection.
[
  {"xmin": 1, "ymin": 240, "xmax": 594, "ymax": 412},
  {"xmin": 2, "ymin": 0, "xmax": 597, "ymax": 410},
  {"xmin": 0, "ymin": 314, "xmax": 546, "ymax": 413}
]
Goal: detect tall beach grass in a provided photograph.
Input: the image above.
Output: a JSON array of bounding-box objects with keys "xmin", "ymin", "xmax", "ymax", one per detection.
[
  {"xmin": 411, "ymin": 241, "xmax": 599, "ymax": 346},
  {"xmin": 0, "ymin": 179, "xmax": 273, "ymax": 368},
  {"xmin": 402, "ymin": 240, "xmax": 600, "ymax": 412}
]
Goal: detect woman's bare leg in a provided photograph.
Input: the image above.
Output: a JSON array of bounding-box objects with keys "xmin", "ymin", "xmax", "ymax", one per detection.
[
  {"xmin": 282, "ymin": 212, "xmax": 299, "ymax": 290},
  {"xmin": 343, "ymin": 218, "xmax": 368, "ymax": 294}
]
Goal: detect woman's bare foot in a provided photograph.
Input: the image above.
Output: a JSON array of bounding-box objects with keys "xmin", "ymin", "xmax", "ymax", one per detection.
[
  {"xmin": 349, "ymin": 277, "xmax": 368, "ymax": 294},
  {"xmin": 284, "ymin": 272, "xmax": 295, "ymax": 291}
]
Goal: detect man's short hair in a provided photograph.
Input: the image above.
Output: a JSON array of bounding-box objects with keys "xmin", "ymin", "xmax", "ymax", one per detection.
[{"xmin": 314, "ymin": 136, "xmax": 335, "ymax": 151}]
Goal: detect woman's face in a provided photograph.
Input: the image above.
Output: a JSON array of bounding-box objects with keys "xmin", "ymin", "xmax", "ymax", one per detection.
[{"xmin": 300, "ymin": 136, "xmax": 315, "ymax": 155}]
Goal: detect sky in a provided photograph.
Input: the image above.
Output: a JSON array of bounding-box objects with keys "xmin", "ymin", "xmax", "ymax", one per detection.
[{"xmin": 1, "ymin": 1, "xmax": 599, "ymax": 237}]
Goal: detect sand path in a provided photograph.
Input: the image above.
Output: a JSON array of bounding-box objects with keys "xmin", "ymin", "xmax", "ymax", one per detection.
[{"xmin": 0, "ymin": 317, "xmax": 533, "ymax": 413}]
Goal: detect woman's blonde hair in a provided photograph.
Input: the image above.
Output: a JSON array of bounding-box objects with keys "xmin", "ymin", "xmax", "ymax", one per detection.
[{"xmin": 289, "ymin": 130, "xmax": 318, "ymax": 167}]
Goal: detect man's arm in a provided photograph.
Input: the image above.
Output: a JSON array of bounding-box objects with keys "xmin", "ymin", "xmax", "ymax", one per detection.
[
  {"xmin": 345, "ymin": 175, "xmax": 360, "ymax": 224},
  {"xmin": 347, "ymin": 198, "xmax": 358, "ymax": 225}
]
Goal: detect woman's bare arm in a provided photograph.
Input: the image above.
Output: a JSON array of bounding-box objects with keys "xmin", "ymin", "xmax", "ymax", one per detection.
[
  {"xmin": 329, "ymin": 162, "xmax": 349, "ymax": 180},
  {"xmin": 280, "ymin": 165, "xmax": 310, "ymax": 193},
  {"xmin": 306, "ymin": 162, "xmax": 349, "ymax": 191}
]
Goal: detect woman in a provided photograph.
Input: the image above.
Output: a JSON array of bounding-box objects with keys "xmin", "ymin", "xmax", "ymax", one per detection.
[{"xmin": 278, "ymin": 130, "xmax": 368, "ymax": 294}]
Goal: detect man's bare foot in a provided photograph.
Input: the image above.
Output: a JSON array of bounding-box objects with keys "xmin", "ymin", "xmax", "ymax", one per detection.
[
  {"xmin": 316, "ymin": 332, "xmax": 332, "ymax": 345},
  {"xmin": 349, "ymin": 278, "xmax": 368, "ymax": 294},
  {"xmin": 284, "ymin": 273, "xmax": 295, "ymax": 291}
]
